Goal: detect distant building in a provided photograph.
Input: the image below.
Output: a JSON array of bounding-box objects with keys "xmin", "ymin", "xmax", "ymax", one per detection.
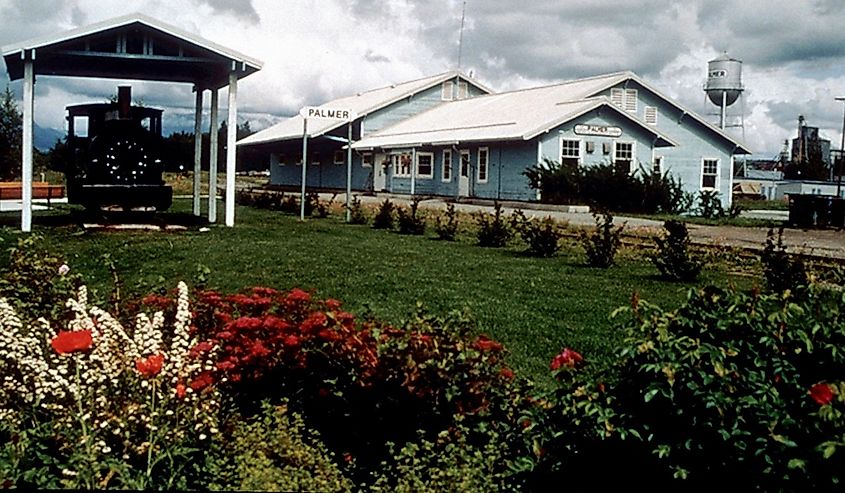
[
  {"xmin": 791, "ymin": 115, "xmax": 831, "ymax": 169},
  {"xmin": 239, "ymin": 71, "xmax": 752, "ymax": 208}
]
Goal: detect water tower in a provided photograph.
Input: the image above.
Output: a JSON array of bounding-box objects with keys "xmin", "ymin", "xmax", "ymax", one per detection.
[{"xmin": 704, "ymin": 52, "xmax": 745, "ymax": 133}]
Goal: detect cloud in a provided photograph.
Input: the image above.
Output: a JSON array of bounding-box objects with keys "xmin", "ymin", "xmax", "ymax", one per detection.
[{"xmin": 3, "ymin": 0, "xmax": 845, "ymax": 157}]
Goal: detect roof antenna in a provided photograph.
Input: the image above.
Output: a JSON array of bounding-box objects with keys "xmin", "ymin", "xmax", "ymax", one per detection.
[{"xmin": 457, "ymin": 0, "xmax": 467, "ymax": 70}]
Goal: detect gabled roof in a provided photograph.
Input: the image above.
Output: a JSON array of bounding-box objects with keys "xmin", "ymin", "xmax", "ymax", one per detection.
[
  {"xmin": 584, "ymin": 71, "xmax": 752, "ymax": 154},
  {"xmin": 351, "ymin": 83, "xmax": 677, "ymax": 150},
  {"xmin": 2, "ymin": 12, "xmax": 262, "ymax": 88},
  {"xmin": 238, "ymin": 71, "xmax": 491, "ymax": 146}
]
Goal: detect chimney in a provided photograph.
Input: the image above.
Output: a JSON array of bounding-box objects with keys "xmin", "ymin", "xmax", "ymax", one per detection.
[{"xmin": 118, "ymin": 86, "xmax": 132, "ymax": 119}]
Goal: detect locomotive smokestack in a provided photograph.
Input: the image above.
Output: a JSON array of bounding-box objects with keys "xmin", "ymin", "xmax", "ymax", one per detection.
[{"xmin": 118, "ymin": 86, "xmax": 131, "ymax": 119}]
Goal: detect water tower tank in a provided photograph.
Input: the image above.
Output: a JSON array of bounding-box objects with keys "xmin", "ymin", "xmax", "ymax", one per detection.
[{"xmin": 705, "ymin": 53, "xmax": 743, "ymax": 106}]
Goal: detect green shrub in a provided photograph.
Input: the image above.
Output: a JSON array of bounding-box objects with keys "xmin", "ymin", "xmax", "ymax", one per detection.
[
  {"xmin": 580, "ymin": 212, "xmax": 624, "ymax": 268},
  {"xmin": 0, "ymin": 235, "xmax": 82, "ymax": 324},
  {"xmin": 347, "ymin": 195, "xmax": 368, "ymax": 225},
  {"xmin": 605, "ymin": 284, "xmax": 845, "ymax": 489},
  {"xmin": 650, "ymin": 220, "xmax": 701, "ymax": 282},
  {"xmin": 525, "ymin": 160, "xmax": 689, "ymax": 214},
  {"xmin": 433, "ymin": 203, "xmax": 459, "ymax": 241},
  {"xmin": 512, "ymin": 212, "xmax": 564, "ymax": 257},
  {"xmin": 309, "ymin": 192, "xmax": 335, "ymax": 218},
  {"xmin": 761, "ymin": 227, "xmax": 807, "ymax": 293},
  {"xmin": 372, "ymin": 199, "xmax": 395, "ymax": 230},
  {"xmin": 475, "ymin": 202, "xmax": 512, "ymax": 247},
  {"xmin": 207, "ymin": 403, "xmax": 352, "ymax": 492},
  {"xmin": 396, "ymin": 197, "xmax": 426, "ymax": 235},
  {"xmin": 280, "ymin": 194, "xmax": 299, "ymax": 214},
  {"xmin": 369, "ymin": 425, "xmax": 516, "ymax": 493}
]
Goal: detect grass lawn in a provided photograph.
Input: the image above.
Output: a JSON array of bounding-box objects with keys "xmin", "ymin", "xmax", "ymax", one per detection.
[{"xmin": 0, "ymin": 199, "xmax": 757, "ymax": 387}]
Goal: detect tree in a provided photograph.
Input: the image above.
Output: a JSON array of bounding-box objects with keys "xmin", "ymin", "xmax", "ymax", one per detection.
[{"xmin": 0, "ymin": 86, "xmax": 22, "ymax": 181}]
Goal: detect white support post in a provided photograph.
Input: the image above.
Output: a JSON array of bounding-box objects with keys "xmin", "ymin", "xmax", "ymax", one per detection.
[
  {"xmin": 192, "ymin": 87, "xmax": 203, "ymax": 216},
  {"xmin": 225, "ymin": 72, "xmax": 238, "ymax": 227},
  {"xmin": 346, "ymin": 122, "xmax": 352, "ymax": 223},
  {"xmin": 410, "ymin": 148, "xmax": 416, "ymax": 196},
  {"xmin": 209, "ymin": 89, "xmax": 219, "ymax": 223},
  {"xmin": 300, "ymin": 119, "xmax": 308, "ymax": 221},
  {"xmin": 21, "ymin": 56, "xmax": 34, "ymax": 233}
]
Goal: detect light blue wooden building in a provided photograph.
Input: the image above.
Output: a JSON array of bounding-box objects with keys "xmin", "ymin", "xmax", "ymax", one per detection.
[{"xmin": 239, "ymin": 71, "xmax": 751, "ymax": 207}]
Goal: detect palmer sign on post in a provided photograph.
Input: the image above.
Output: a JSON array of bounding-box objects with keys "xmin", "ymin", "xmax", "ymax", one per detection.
[{"xmin": 298, "ymin": 106, "xmax": 358, "ymax": 221}]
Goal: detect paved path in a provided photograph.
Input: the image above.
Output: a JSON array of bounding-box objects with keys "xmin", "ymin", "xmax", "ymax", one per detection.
[{"xmin": 337, "ymin": 193, "xmax": 845, "ymax": 260}]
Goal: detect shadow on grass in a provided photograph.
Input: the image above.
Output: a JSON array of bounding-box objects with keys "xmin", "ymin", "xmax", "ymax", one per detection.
[{"xmin": 0, "ymin": 208, "xmax": 210, "ymax": 230}]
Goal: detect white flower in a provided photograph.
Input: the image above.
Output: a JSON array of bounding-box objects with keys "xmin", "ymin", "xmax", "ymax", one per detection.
[
  {"xmin": 58, "ymin": 264, "xmax": 70, "ymax": 276},
  {"xmin": 102, "ymin": 446, "xmax": 111, "ymax": 453},
  {"xmin": 199, "ymin": 433, "xmax": 207, "ymax": 440}
]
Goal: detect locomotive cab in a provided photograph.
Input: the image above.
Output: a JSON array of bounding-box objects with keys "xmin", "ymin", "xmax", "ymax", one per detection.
[{"xmin": 65, "ymin": 86, "xmax": 172, "ymax": 211}]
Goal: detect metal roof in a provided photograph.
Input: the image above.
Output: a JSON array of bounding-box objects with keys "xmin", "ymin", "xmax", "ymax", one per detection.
[
  {"xmin": 351, "ymin": 79, "xmax": 678, "ymax": 149},
  {"xmin": 237, "ymin": 71, "xmax": 492, "ymax": 146},
  {"xmin": 2, "ymin": 12, "xmax": 262, "ymax": 89}
]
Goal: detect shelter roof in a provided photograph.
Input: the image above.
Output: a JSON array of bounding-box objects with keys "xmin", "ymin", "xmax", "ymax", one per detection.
[
  {"xmin": 2, "ymin": 12, "xmax": 262, "ymax": 89},
  {"xmin": 237, "ymin": 71, "xmax": 491, "ymax": 146}
]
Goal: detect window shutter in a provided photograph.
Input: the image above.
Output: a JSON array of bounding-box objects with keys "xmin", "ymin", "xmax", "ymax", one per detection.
[
  {"xmin": 611, "ymin": 88, "xmax": 624, "ymax": 107},
  {"xmin": 457, "ymin": 81, "xmax": 469, "ymax": 99},
  {"xmin": 441, "ymin": 81, "xmax": 454, "ymax": 101},
  {"xmin": 645, "ymin": 106, "xmax": 658, "ymax": 125},
  {"xmin": 624, "ymin": 89, "xmax": 638, "ymax": 112}
]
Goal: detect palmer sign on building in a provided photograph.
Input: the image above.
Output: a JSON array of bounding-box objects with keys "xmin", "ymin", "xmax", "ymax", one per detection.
[{"xmin": 299, "ymin": 106, "xmax": 357, "ymax": 121}]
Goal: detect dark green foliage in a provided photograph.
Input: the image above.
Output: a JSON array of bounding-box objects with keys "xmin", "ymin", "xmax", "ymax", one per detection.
[
  {"xmin": 0, "ymin": 86, "xmax": 22, "ymax": 181},
  {"xmin": 580, "ymin": 212, "xmax": 624, "ymax": 268},
  {"xmin": 433, "ymin": 202, "xmax": 459, "ymax": 241},
  {"xmin": 475, "ymin": 202, "xmax": 512, "ymax": 247},
  {"xmin": 280, "ymin": 194, "xmax": 299, "ymax": 214},
  {"xmin": 309, "ymin": 192, "xmax": 334, "ymax": 218},
  {"xmin": 651, "ymin": 220, "xmax": 701, "ymax": 282},
  {"xmin": 512, "ymin": 211, "xmax": 563, "ymax": 257},
  {"xmin": 347, "ymin": 195, "xmax": 368, "ymax": 225},
  {"xmin": 524, "ymin": 159, "xmax": 689, "ymax": 214},
  {"xmin": 372, "ymin": 199, "xmax": 395, "ymax": 229},
  {"xmin": 697, "ymin": 190, "xmax": 742, "ymax": 219},
  {"xmin": 761, "ymin": 227, "xmax": 808, "ymax": 293},
  {"xmin": 396, "ymin": 196, "xmax": 426, "ymax": 235},
  {"xmin": 605, "ymin": 285, "xmax": 845, "ymax": 489},
  {"xmin": 0, "ymin": 235, "xmax": 82, "ymax": 324}
]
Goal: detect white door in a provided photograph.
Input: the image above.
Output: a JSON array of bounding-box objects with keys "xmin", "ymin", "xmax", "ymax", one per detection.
[
  {"xmin": 458, "ymin": 150, "xmax": 470, "ymax": 197},
  {"xmin": 374, "ymin": 153, "xmax": 387, "ymax": 191}
]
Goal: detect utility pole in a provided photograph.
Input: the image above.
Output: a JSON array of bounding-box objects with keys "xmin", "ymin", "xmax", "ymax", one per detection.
[{"xmin": 836, "ymin": 97, "xmax": 845, "ymax": 197}]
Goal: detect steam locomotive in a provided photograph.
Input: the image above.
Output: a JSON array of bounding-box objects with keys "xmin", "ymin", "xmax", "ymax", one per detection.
[{"xmin": 64, "ymin": 86, "xmax": 172, "ymax": 211}]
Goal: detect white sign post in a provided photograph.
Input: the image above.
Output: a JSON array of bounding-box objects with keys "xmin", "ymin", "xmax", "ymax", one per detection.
[{"xmin": 297, "ymin": 106, "xmax": 357, "ymax": 221}]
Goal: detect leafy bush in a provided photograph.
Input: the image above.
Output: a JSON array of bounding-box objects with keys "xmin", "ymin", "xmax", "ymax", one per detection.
[
  {"xmin": 280, "ymin": 194, "xmax": 299, "ymax": 214},
  {"xmin": 309, "ymin": 192, "xmax": 335, "ymax": 218},
  {"xmin": 761, "ymin": 227, "xmax": 808, "ymax": 293},
  {"xmin": 347, "ymin": 195, "xmax": 368, "ymax": 225},
  {"xmin": 525, "ymin": 160, "xmax": 689, "ymax": 214},
  {"xmin": 650, "ymin": 220, "xmax": 701, "ymax": 282},
  {"xmin": 372, "ymin": 199, "xmax": 395, "ymax": 230},
  {"xmin": 396, "ymin": 197, "xmax": 426, "ymax": 235},
  {"xmin": 475, "ymin": 202, "xmax": 512, "ymax": 247},
  {"xmin": 605, "ymin": 285, "xmax": 845, "ymax": 489},
  {"xmin": 580, "ymin": 212, "xmax": 624, "ymax": 268},
  {"xmin": 512, "ymin": 213, "xmax": 564, "ymax": 257},
  {"xmin": 697, "ymin": 190, "xmax": 741, "ymax": 219},
  {"xmin": 208, "ymin": 402, "xmax": 352, "ymax": 492},
  {"xmin": 370, "ymin": 425, "xmax": 516, "ymax": 493},
  {"xmin": 434, "ymin": 202, "xmax": 459, "ymax": 241},
  {"xmin": 0, "ymin": 235, "xmax": 82, "ymax": 324}
]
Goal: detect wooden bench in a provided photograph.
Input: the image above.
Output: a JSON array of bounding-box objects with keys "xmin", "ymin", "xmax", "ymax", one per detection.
[{"xmin": 0, "ymin": 182, "xmax": 66, "ymax": 201}]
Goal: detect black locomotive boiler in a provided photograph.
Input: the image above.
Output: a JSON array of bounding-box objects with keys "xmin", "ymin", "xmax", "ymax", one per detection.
[{"xmin": 65, "ymin": 86, "xmax": 172, "ymax": 211}]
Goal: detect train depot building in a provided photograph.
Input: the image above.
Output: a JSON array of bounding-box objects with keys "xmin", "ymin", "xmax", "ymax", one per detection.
[{"xmin": 241, "ymin": 71, "xmax": 751, "ymax": 208}]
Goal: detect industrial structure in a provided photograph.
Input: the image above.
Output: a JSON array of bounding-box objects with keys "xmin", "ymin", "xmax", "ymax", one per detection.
[
  {"xmin": 241, "ymin": 71, "xmax": 751, "ymax": 208},
  {"xmin": 703, "ymin": 52, "xmax": 745, "ymax": 135}
]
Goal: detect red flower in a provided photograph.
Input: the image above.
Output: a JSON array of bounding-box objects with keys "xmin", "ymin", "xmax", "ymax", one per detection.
[
  {"xmin": 135, "ymin": 354, "xmax": 164, "ymax": 378},
  {"xmin": 51, "ymin": 330, "xmax": 93, "ymax": 355},
  {"xmin": 286, "ymin": 288, "xmax": 311, "ymax": 304},
  {"xmin": 189, "ymin": 371, "xmax": 215, "ymax": 392},
  {"xmin": 301, "ymin": 312, "xmax": 328, "ymax": 333},
  {"xmin": 550, "ymin": 348, "xmax": 584, "ymax": 371},
  {"xmin": 500, "ymin": 367, "xmax": 515, "ymax": 380},
  {"xmin": 325, "ymin": 299, "xmax": 342, "ymax": 311},
  {"xmin": 189, "ymin": 341, "xmax": 214, "ymax": 358},
  {"xmin": 175, "ymin": 383, "xmax": 186, "ymax": 399},
  {"xmin": 473, "ymin": 335, "xmax": 504, "ymax": 353},
  {"xmin": 284, "ymin": 335, "xmax": 301, "ymax": 348},
  {"xmin": 810, "ymin": 383, "xmax": 835, "ymax": 406}
]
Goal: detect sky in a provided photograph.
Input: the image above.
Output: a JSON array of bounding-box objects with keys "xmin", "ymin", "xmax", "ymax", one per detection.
[{"xmin": 3, "ymin": 0, "xmax": 845, "ymax": 158}]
